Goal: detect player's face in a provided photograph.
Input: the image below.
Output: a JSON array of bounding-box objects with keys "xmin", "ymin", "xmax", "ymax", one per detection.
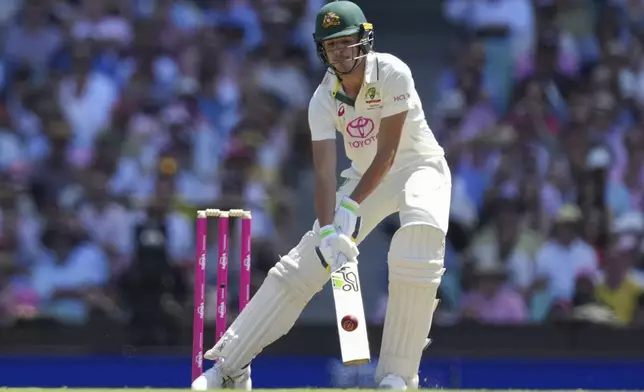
[{"xmin": 323, "ymin": 35, "xmax": 361, "ymax": 74}]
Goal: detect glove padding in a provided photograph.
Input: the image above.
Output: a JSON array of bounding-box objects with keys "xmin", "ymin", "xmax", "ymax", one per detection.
[
  {"xmin": 317, "ymin": 225, "xmax": 359, "ymax": 272},
  {"xmin": 334, "ymin": 196, "xmax": 361, "ymax": 239}
]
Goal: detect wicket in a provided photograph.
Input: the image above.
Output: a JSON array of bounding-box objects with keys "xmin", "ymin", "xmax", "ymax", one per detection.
[{"xmin": 192, "ymin": 208, "xmax": 252, "ymax": 383}]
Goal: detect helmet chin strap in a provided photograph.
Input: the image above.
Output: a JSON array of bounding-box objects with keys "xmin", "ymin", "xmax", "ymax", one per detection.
[{"xmin": 329, "ymin": 53, "xmax": 367, "ymax": 81}]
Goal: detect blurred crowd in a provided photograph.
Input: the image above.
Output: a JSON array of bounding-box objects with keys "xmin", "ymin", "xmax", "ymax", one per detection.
[
  {"xmin": 0, "ymin": 0, "xmax": 322, "ymax": 344},
  {"xmin": 432, "ymin": 0, "xmax": 644, "ymax": 327},
  {"xmin": 2, "ymin": 0, "xmax": 644, "ymax": 348}
]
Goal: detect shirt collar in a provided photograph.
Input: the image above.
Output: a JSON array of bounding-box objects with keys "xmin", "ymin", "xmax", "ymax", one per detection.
[{"xmin": 330, "ymin": 52, "xmax": 379, "ymax": 107}]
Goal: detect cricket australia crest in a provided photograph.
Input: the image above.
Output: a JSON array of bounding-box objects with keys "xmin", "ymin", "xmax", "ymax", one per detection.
[{"xmin": 322, "ymin": 12, "xmax": 341, "ymax": 28}]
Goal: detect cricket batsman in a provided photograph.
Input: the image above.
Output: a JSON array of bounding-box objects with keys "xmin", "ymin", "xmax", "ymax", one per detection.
[{"xmin": 192, "ymin": 1, "xmax": 450, "ymax": 389}]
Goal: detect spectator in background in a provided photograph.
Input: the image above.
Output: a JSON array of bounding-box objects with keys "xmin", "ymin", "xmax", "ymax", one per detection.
[
  {"xmin": 444, "ymin": 0, "xmax": 535, "ymax": 112},
  {"xmin": 619, "ymin": 32, "xmax": 644, "ymax": 104},
  {"xmin": 443, "ymin": 0, "xmax": 535, "ymax": 61},
  {"xmin": 580, "ymin": 145, "xmax": 612, "ymax": 262},
  {"xmin": 541, "ymin": 156, "xmax": 577, "ymax": 222},
  {"xmin": 552, "ymin": 0, "xmax": 598, "ymax": 66},
  {"xmin": 3, "ymin": 0, "xmax": 64, "ymax": 71},
  {"xmin": 596, "ymin": 235, "xmax": 644, "ymax": 325},
  {"xmin": 29, "ymin": 113, "xmax": 77, "ymax": 204},
  {"xmin": 565, "ymin": 271, "xmax": 617, "ymax": 325},
  {"xmin": 246, "ymin": 9, "xmax": 311, "ymax": 110},
  {"xmin": 535, "ymin": 204, "xmax": 599, "ymax": 304},
  {"xmin": 77, "ymin": 170, "xmax": 132, "ymax": 275},
  {"xmin": 119, "ymin": 185, "xmax": 187, "ymax": 346},
  {"xmin": 437, "ymin": 41, "xmax": 498, "ymax": 151},
  {"xmin": 70, "ymin": 0, "xmax": 133, "ymax": 45},
  {"xmin": 515, "ymin": 27, "xmax": 579, "ymax": 91},
  {"xmin": 460, "ymin": 261, "xmax": 528, "ymax": 325},
  {"xmin": 611, "ymin": 211, "xmax": 644, "ymax": 284},
  {"xmin": 57, "ymin": 39, "xmax": 119, "ymax": 163},
  {"xmin": 607, "ymin": 127, "xmax": 644, "ymax": 216},
  {"xmin": 0, "ymin": 104, "xmax": 28, "ymax": 175},
  {"xmin": 28, "ymin": 220, "xmax": 110, "ymax": 325},
  {"xmin": 467, "ymin": 198, "xmax": 543, "ymax": 295}
]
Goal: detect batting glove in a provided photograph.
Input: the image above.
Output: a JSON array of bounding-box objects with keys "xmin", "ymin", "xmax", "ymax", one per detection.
[
  {"xmin": 334, "ymin": 196, "xmax": 361, "ymax": 240},
  {"xmin": 317, "ymin": 225, "xmax": 360, "ymax": 272}
]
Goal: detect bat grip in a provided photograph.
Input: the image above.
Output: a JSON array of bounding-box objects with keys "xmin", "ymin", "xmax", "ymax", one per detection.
[{"xmin": 333, "ymin": 253, "xmax": 359, "ymax": 272}]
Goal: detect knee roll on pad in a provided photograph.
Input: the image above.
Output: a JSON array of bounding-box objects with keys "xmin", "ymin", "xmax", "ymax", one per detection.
[
  {"xmin": 269, "ymin": 230, "xmax": 331, "ymax": 300},
  {"xmin": 387, "ymin": 224, "xmax": 446, "ymax": 285}
]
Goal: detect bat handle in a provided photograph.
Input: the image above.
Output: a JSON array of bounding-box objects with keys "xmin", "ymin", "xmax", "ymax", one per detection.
[{"xmin": 333, "ymin": 253, "xmax": 359, "ymax": 271}]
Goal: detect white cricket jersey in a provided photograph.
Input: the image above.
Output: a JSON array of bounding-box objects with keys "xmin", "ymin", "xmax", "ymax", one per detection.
[{"xmin": 308, "ymin": 52, "xmax": 444, "ymax": 179}]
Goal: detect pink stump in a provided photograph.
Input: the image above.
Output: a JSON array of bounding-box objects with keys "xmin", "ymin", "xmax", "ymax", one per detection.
[
  {"xmin": 239, "ymin": 215, "xmax": 252, "ymax": 312},
  {"xmin": 215, "ymin": 215, "xmax": 230, "ymax": 342},
  {"xmin": 191, "ymin": 215, "xmax": 207, "ymax": 382}
]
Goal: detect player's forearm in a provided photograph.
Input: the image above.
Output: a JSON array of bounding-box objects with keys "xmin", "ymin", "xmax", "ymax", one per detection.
[
  {"xmin": 349, "ymin": 149, "xmax": 396, "ymax": 204},
  {"xmin": 314, "ymin": 170, "xmax": 337, "ymax": 227}
]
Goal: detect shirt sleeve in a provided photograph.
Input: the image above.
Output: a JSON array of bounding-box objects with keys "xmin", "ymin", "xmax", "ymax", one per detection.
[
  {"xmin": 308, "ymin": 88, "xmax": 337, "ymax": 141},
  {"xmin": 381, "ymin": 61, "xmax": 414, "ymax": 118}
]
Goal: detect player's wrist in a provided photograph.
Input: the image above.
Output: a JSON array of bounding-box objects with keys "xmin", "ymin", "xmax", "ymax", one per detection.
[
  {"xmin": 319, "ymin": 224, "xmax": 337, "ymax": 239},
  {"xmin": 339, "ymin": 196, "xmax": 359, "ymax": 213}
]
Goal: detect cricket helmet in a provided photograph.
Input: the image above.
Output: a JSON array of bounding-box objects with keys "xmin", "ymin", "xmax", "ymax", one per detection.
[{"xmin": 313, "ymin": 1, "xmax": 374, "ymax": 74}]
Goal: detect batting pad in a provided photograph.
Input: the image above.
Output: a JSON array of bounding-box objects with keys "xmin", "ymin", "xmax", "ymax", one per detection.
[
  {"xmin": 205, "ymin": 231, "xmax": 330, "ymax": 373},
  {"xmin": 376, "ymin": 224, "xmax": 445, "ymax": 388}
]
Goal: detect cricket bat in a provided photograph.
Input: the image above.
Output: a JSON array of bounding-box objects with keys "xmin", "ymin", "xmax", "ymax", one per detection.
[{"xmin": 330, "ymin": 257, "xmax": 371, "ymax": 366}]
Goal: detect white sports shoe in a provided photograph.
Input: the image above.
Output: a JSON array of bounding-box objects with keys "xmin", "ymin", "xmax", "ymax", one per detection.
[
  {"xmin": 378, "ymin": 374, "xmax": 408, "ymax": 390},
  {"xmin": 191, "ymin": 362, "xmax": 252, "ymax": 390},
  {"xmin": 378, "ymin": 373, "xmax": 419, "ymax": 390}
]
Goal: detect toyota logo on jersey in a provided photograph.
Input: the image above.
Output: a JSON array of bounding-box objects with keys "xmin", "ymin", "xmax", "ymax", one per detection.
[
  {"xmin": 346, "ymin": 117, "xmax": 377, "ymax": 148},
  {"xmin": 346, "ymin": 117, "xmax": 374, "ymax": 138}
]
